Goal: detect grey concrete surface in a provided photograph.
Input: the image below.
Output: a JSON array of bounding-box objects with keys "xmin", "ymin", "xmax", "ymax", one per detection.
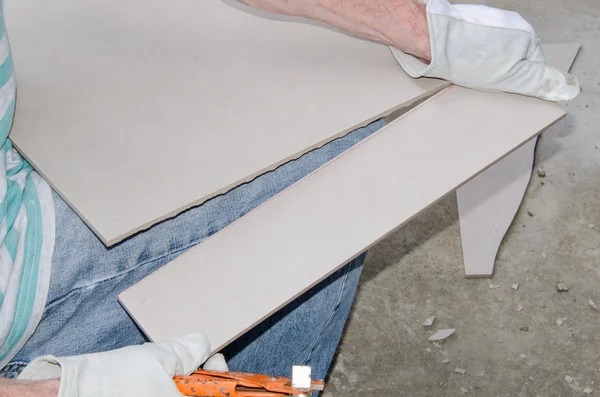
[{"xmin": 324, "ymin": 1, "xmax": 600, "ymax": 395}]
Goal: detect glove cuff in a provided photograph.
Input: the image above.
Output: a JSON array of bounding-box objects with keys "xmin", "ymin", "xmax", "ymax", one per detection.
[
  {"xmin": 18, "ymin": 355, "xmax": 76, "ymax": 397},
  {"xmin": 389, "ymin": 48, "xmax": 432, "ymax": 78},
  {"xmin": 388, "ymin": 0, "xmax": 446, "ymax": 78},
  {"xmin": 18, "ymin": 355, "xmax": 63, "ymax": 380}
]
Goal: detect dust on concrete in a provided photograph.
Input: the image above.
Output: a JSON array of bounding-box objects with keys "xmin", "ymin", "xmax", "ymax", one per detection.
[{"xmin": 323, "ymin": 0, "xmax": 600, "ymax": 395}]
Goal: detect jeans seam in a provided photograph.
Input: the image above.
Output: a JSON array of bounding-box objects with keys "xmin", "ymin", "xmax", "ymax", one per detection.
[
  {"xmin": 45, "ymin": 239, "xmax": 201, "ymax": 308},
  {"xmin": 299, "ymin": 262, "xmax": 351, "ymax": 365},
  {"xmin": 0, "ymin": 361, "xmax": 28, "ymax": 378}
]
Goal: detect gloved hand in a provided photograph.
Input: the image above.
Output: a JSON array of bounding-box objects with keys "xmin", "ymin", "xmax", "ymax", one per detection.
[
  {"xmin": 390, "ymin": 0, "xmax": 580, "ymax": 101},
  {"xmin": 17, "ymin": 332, "xmax": 228, "ymax": 397}
]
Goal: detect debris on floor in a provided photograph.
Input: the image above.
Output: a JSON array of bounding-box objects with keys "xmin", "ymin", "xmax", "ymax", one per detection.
[
  {"xmin": 461, "ymin": 387, "xmax": 469, "ymax": 394},
  {"xmin": 527, "ymin": 211, "xmax": 534, "ymax": 217},
  {"xmin": 520, "ymin": 353, "xmax": 527, "ymax": 360},
  {"xmin": 423, "ymin": 316, "xmax": 436, "ymax": 328},
  {"xmin": 517, "ymin": 306, "xmax": 524, "ymax": 312},
  {"xmin": 512, "ymin": 284, "xmax": 520, "ymax": 291},
  {"xmin": 565, "ymin": 375, "xmax": 574, "ymax": 383},
  {"xmin": 556, "ymin": 318, "xmax": 565, "ymax": 326},
  {"xmin": 428, "ymin": 329, "xmax": 455, "ymax": 342},
  {"xmin": 321, "ymin": 19, "xmax": 600, "ymax": 397},
  {"xmin": 454, "ymin": 368, "xmax": 466, "ymax": 375},
  {"xmin": 590, "ymin": 299, "xmax": 599, "ymax": 312}
]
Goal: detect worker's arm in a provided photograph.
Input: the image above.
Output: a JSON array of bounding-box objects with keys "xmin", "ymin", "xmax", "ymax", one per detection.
[
  {"xmin": 239, "ymin": 0, "xmax": 432, "ymax": 61},
  {"xmin": 0, "ymin": 378, "xmax": 59, "ymax": 397},
  {"xmin": 240, "ymin": 0, "xmax": 580, "ymax": 101},
  {"xmin": 2, "ymin": 333, "xmax": 222, "ymax": 397}
]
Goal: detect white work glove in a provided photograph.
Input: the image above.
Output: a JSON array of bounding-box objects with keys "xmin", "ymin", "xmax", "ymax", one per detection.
[
  {"xmin": 390, "ymin": 0, "xmax": 580, "ymax": 101},
  {"xmin": 17, "ymin": 332, "xmax": 228, "ymax": 397}
]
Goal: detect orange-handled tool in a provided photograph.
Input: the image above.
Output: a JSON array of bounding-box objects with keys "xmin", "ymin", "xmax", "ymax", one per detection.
[{"xmin": 174, "ymin": 368, "xmax": 324, "ymax": 397}]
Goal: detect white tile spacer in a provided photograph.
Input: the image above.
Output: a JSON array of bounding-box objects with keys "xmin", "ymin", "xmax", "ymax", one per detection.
[{"xmin": 292, "ymin": 365, "xmax": 312, "ymax": 390}]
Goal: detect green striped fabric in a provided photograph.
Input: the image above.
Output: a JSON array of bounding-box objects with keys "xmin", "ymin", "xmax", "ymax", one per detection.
[{"xmin": 0, "ymin": 4, "xmax": 56, "ymax": 368}]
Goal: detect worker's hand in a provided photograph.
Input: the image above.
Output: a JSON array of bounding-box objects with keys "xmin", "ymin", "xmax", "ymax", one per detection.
[
  {"xmin": 17, "ymin": 332, "xmax": 227, "ymax": 397},
  {"xmin": 390, "ymin": 0, "xmax": 580, "ymax": 101}
]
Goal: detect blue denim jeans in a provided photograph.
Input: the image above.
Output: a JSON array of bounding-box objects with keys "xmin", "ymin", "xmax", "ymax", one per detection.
[{"xmin": 0, "ymin": 119, "xmax": 385, "ymax": 381}]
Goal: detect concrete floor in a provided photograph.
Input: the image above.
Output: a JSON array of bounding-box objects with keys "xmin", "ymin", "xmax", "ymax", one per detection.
[{"xmin": 323, "ymin": 1, "xmax": 600, "ymax": 396}]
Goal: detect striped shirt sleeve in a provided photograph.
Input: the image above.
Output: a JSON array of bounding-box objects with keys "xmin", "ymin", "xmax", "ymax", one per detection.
[{"xmin": 0, "ymin": 4, "xmax": 56, "ymax": 368}]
